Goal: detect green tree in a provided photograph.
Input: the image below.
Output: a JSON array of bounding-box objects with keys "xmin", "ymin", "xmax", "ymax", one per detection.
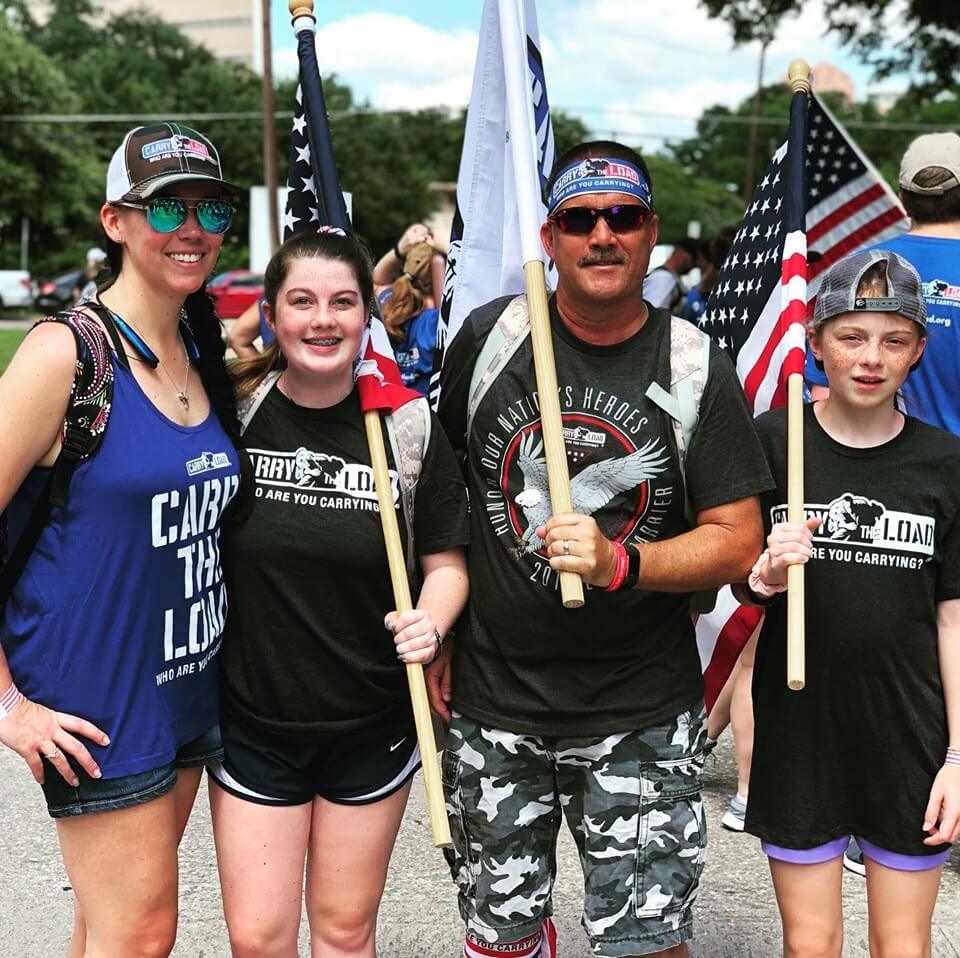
[
  {"xmin": 666, "ymin": 86, "xmax": 891, "ymax": 191},
  {"xmin": 645, "ymin": 156, "xmax": 746, "ymax": 241},
  {"xmin": 0, "ymin": 18, "xmax": 102, "ymax": 272},
  {"xmin": 699, "ymin": 0, "xmax": 959, "ymax": 90}
]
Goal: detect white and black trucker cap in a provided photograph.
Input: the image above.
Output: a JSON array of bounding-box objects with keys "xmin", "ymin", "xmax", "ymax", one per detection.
[{"xmin": 106, "ymin": 123, "xmax": 238, "ymax": 203}]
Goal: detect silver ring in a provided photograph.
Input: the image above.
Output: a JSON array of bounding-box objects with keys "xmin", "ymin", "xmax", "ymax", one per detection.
[
  {"xmin": 563, "ymin": 540, "xmax": 570, "ymax": 556},
  {"xmin": 43, "ymin": 749, "xmax": 60, "ymax": 760}
]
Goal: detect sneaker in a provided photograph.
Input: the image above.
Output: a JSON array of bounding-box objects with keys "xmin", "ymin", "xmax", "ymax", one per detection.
[
  {"xmin": 721, "ymin": 793, "xmax": 747, "ymax": 832},
  {"xmin": 842, "ymin": 838, "xmax": 866, "ymax": 877}
]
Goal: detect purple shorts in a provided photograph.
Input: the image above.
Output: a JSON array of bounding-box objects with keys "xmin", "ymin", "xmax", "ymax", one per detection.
[{"xmin": 762, "ymin": 836, "xmax": 951, "ymax": 872}]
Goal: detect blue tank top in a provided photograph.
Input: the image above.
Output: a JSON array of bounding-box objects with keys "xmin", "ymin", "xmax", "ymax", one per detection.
[{"xmin": 1, "ymin": 363, "xmax": 240, "ymax": 778}]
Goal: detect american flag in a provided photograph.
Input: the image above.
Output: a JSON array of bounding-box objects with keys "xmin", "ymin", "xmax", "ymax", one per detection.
[
  {"xmin": 282, "ymin": 24, "xmax": 349, "ymax": 240},
  {"xmin": 700, "ymin": 92, "xmax": 908, "ymax": 413},
  {"xmin": 283, "ymin": 17, "xmax": 417, "ymax": 414},
  {"xmin": 694, "ymin": 90, "xmax": 908, "ymax": 708}
]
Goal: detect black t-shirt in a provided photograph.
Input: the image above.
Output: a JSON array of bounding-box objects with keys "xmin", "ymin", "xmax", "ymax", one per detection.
[
  {"xmin": 747, "ymin": 405, "xmax": 960, "ymax": 855},
  {"xmin": 437, "ymin": 295, "xmax": 773, "ymax": 737},
  {"xmin": 221, "ymin": 386, "xmax": 470, "ymax": 736}
]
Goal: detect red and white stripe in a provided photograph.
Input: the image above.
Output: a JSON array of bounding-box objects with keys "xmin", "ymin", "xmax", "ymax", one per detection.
[
  {"xmin": 736, "ymin": 230, "xmax": 808, "ymax": 415},
  {"xmin": 354, "ymin": 316, "xmax": 421, "ymax": 414}
]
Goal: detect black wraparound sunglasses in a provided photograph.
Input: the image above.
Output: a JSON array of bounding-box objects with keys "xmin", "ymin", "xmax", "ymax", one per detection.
[{"xmin": 550, "ymin": 204, "xmax": 652, "ymax": 235}]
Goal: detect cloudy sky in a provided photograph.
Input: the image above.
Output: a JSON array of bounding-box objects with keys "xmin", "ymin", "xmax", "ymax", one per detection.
[{"xmin": 269, "ymin": 0, "xmax": 909, "ymax": 149}]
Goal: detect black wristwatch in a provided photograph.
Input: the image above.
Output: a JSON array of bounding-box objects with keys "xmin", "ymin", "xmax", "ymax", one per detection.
[{"xmin": 618, "ymin": 543, "xmax": 641, "ymax": 591}]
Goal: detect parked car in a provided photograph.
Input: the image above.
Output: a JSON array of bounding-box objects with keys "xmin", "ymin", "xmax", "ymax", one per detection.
[
  {"xmin": 206, "ymin": 270, "xmax": 264, "ymax": 319},
  {"xmin": 34, "ymin": 269, "xmax": 84, "ymax": 313},
  {"xmin": 0, "ymin": 270, "xmax": 34, "ymax": 310}
]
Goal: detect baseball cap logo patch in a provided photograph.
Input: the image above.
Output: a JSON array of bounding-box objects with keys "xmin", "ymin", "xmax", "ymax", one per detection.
[{"xmin": 142, "ymin": 135, "xmax": 212, "ymax": 163}]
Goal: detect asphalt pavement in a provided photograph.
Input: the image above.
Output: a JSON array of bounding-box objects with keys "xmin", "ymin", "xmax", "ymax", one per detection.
[{"xmin": 1, "ymin": 735, "xmax": 958, "ymax": 957}]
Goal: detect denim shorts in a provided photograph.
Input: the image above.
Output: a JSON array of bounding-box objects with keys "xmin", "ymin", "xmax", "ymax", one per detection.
[{"xmin": 41, "ymin": 725, "xmax": 223, "ymax": 819}]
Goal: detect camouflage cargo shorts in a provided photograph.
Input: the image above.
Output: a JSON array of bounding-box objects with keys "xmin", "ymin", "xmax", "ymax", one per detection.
[{"xmin": 442, "ymin": 707, "xmax": 708, "ymax": 958}]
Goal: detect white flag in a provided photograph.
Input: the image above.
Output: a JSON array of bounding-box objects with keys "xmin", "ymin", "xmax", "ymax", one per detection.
[{"xmin": 430, "ymin": 0, "xmax": 556, "ymax": 406}]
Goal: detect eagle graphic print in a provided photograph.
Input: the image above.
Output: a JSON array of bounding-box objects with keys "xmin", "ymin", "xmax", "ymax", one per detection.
[{"xmin": 479, "ymin": 385, "xmax": 674, "ymax": 590}]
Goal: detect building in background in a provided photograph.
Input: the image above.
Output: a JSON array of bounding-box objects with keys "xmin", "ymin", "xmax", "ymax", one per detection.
[
  {"xmin": 811, "ymin": 62, "xmax": 855, "ymax": 104},
  {"xmin": 37, "ymin": 0, "xmax": 261, "ymax": 70}
]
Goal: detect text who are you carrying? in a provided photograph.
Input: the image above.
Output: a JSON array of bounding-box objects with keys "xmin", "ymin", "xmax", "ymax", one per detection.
[
  {"xmin": 0, "ymin": 122, "xmax": 241, "ymax": 958},
  {"xmin": 209, "ymin": 229, "xmax": 470, "ymax": 958},
  {"xmin": 742, "ymin": 249, "xmax": 960, "ymax": 957}
]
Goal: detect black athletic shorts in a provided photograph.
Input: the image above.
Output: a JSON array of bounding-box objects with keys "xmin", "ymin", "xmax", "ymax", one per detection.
[{"xmin": 209, "ymin": 706, "xmax": 421, "ymax": 807}]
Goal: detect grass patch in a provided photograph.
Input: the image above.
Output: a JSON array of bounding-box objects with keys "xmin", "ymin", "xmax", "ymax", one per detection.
[{"xmin": 0, "ymin": 329, "xmax": 26, "ymax": 373}]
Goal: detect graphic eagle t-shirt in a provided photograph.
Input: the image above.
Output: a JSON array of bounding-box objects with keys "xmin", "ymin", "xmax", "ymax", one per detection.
[{"xmin": 439, "ymin": 297, "xmax": 772, "ymax": 737}]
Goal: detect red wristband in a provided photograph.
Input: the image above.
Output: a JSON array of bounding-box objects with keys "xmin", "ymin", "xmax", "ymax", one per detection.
[{"xmin": 604, "ymin": 541, "xmax": 629, "ymax": 592}]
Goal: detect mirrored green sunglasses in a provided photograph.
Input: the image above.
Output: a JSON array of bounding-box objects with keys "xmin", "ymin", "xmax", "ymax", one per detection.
[{"xmin": 114, "ymin": 197, "xmax": 236, "ymax": 234}]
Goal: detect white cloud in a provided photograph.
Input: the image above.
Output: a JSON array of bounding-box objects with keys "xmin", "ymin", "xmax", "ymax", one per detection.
[
  {"xmin": 275, "ymin": 13, "xmax": 477, "ymax": 108},
  {"xmin": 270, "ymin": 1, "xmax": 917, "ymax": 148},
  {"xmin": 373, "ymin": 75, "xmax": 474, "ymax": 111},
  {"xmin": 596, "ymin": 77, "xmax": 757, "ymax": 146}
]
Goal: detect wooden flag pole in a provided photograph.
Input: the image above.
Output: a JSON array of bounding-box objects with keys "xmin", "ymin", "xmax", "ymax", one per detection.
[
  {"xmin": 785, "ymin": 59, "xmax": 811, "ymax": 692},
  {"xmin": 363, "ymin": 411, "xmax": 452, "ymax": 848},
  {"xmin": 498, "ymin": 0, "xmax": 583, "ymax": 608},
  {"xmin": 288, "ymin": 0, "xmax": 450, "ymax": 847}
]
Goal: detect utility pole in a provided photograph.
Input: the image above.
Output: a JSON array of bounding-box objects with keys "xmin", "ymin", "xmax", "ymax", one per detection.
[
  {"xmin": 261, "ymin": 0, "xmax": 280, "ymax": 253},
  {"xmin": 743, "ymin": 36, "xmax": 770, "ymax": 203}
]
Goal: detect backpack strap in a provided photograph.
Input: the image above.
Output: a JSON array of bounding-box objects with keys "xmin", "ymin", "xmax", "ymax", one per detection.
[
  {"xmin": 645, "ymin": 318, "xmax": 711, "ymax": 491},
  {"xmin": 467, "ymin": 295, "xmax": 531, "ymax": 438},
  {"xmin": 645, "ymin": 317, "xmax": 714, "ymax": 612},
  {"xmin": 0, "ymin": 310, "xmax": 114, "ymax": 603},
  {"xmin": 385, "ymin": 397, "xmax": 431, "ymax": 584},
  {"xmin": 238, "ymin": 370, "xmax": 281, "ymax": 435}
]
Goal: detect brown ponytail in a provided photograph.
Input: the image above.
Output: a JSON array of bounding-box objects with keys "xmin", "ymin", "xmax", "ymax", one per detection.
[{"xmin": 383, "ymin": 275, "xmax": 424, "ymax": 339}]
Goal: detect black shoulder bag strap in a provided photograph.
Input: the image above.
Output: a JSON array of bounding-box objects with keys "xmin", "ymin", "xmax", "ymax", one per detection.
[{"xmin": 0, "ymin": 310, "xmax": 115, "ymax": 606}]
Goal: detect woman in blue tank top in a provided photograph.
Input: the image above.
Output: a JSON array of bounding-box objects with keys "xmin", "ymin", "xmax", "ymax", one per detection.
[{"xmin": 0, "ymin": 124, "xmax": 241, "ymax": 957}]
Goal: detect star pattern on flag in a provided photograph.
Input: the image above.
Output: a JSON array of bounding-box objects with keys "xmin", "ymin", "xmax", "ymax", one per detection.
[
  {"xmin": 697, "ymin": 147, "xmax": 787, "ymax": 361},
  {"xmin": 700, "ymin": 96, "xmax": 900, "ymax": 372},
  {"xmin": 805, "ymin": 101, "xmax": 867, "ymax": 201},
  {"xmin": 283, "ymin": 83, "xmax": 321, "ymax": 241}
]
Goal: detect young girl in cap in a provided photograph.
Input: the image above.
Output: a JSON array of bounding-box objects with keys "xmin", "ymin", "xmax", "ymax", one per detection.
[
  {"xmin": 741, "ymin": 248, "xmax": 960, "ymax": 955},
  {"xmin": 0, "ymin": 123, "xmax": 241, "ymax": 956},
  {"xmin": 210, "ymin": 228, "xmax": 468, "ymax": 958},
  {"xmin": 372, "ymin": 223, "xmax": 446, "ymax": 396}
]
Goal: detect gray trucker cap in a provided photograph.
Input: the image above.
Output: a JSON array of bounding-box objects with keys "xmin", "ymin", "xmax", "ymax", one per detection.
[{"xmin": 812, "ymin": 249, "xmax": 926, "ymax": 331}]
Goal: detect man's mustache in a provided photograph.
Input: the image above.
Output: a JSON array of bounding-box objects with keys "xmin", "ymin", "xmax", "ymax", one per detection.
[{"xmin": 578, "ymin": 252, "xmax": 626, "ymax": 266}]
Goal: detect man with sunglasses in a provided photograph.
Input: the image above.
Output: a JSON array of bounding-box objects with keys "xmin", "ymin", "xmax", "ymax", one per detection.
[{"xmin": 435, "ymin": 141, "xmax": 772, "ymax": 958}]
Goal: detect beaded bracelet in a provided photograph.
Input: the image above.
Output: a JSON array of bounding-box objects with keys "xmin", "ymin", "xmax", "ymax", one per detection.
[
  {"xmin": 0, "ymin": 681, "xmax": 23, "ymax": 720},
  {"xmin": 947, "ymin": 747, "xmax": 960, "ymax": 769},
  {"xmin": 604, "ymin": 541, "xmax": 629, "ymax": 592}
]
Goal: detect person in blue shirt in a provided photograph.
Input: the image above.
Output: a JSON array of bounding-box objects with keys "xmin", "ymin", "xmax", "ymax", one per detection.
[
  {"xmin": 805, "ymin": 132, "xmax": 960, "ymax": 434},
  {"xmin": 373, "ymin": 223, "xmax": 446, "ymax": 397},
  {"xmin": 0, "ymin": 123, "xmax": 241, "ymax": 958}
]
